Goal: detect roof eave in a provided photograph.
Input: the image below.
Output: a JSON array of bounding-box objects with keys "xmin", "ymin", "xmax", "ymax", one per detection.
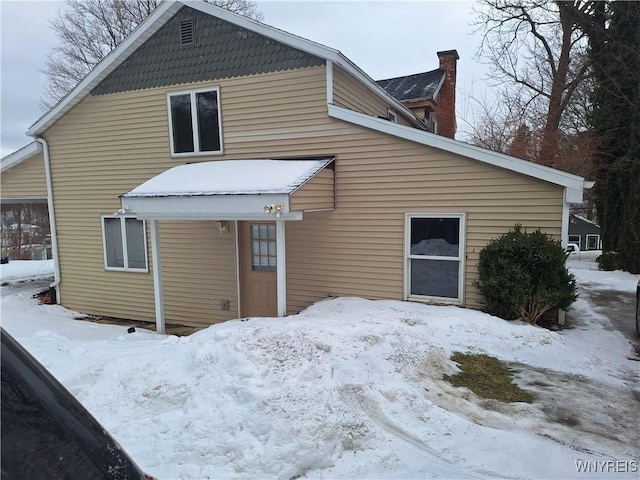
[
  {"xmin": 327, "ymin": 104, "xmax": 585, "ymax": 194},
  {"xmin": 27, "ymin": 1, "xmax": 181, "ymax": 137},
  {"xmin": 28, "ymin": 0, "xmax": 424, "ymax": 137},
  {"xmin": 186, "ymin": 1, "xmax": 422, "ymax": 127},
  {"xmin": 0, "ymin": 141, "xmax": 43, "ymax": 173}
]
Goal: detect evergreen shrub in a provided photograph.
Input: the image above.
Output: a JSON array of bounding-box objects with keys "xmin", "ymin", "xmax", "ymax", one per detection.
[{"xmin": 474, "ymin": 225, "xmax": 578, "ymax": 324}]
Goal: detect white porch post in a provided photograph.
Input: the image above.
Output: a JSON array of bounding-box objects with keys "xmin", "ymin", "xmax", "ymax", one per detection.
[
  {"xmin": 150, "ymin": 219, "xmax": 165, "ymax": 334},
  {"xmin": 276, "ymin": 220, "xmax": 286, "ymax": 317}
]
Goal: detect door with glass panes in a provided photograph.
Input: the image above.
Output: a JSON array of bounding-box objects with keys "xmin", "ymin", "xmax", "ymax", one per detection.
[{"xmin": 239, "ymin": 222, "xmax": 278, "ymax": 317}]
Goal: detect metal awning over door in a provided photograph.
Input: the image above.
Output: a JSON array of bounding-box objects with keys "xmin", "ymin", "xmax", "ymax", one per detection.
[{"xmin": 120, "ymin": 158, "xmax": 334, "ymax": 220}]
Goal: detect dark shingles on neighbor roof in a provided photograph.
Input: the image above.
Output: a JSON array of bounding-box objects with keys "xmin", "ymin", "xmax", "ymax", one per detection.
[
  {"xmin": 92, "ymin": 5, "xmax": 323, "ymax": 95},
  {"xmin": 376, "ymin": 69, "xmax": 445, "ymax": 102}
]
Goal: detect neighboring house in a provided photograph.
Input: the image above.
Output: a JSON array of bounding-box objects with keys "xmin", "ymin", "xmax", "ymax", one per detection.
[
  {"xmin": 1, "ymin": 0, "xmax": 585, "ymax": 331},
  {"xmin": 0, "ymin": 143, "xmax": 52, "ymax": 260},
  {"xmin": 0, "ymin": 142, "xmax": 47, "ymax": 203},
  {"xmin": 377, "ymin": 50, "xmax": 458, "ymax": 138},
  {"xmin": 569, "ymin": 214, "xmax": 602, "ymax": 250}
]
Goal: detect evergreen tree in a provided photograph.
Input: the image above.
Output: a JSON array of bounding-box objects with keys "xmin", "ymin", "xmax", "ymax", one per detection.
[{"xmin": 575, "ymin": 1, "xmax": 640, "ymax": 272}]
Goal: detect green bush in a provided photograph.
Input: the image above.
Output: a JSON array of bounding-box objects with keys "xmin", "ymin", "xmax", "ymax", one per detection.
[
  {"xmin": 597, "ymin": 251, "xmax": 622, "ymax": 271},
  {"xmin": 474, "ymin": 224, "xmax": 577, "ymax": 324}
]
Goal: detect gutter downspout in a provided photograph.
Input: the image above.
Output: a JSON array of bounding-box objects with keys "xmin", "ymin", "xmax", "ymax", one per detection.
[
  {"xmin": 558, "ymin": 188, "xmax": 572, "ymax": 326},
  {"xmin": 36, "ymin": 137, "xmax": 61, "ymax": 302}
]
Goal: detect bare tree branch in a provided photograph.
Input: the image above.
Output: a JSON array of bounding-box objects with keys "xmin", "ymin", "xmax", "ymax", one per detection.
[{"xmin": 41, "ymin": 0, "xmax": 262, "ymax": 109}]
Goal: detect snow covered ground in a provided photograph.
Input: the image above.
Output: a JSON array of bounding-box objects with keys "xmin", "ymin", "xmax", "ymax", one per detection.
[{"xmin": 1, "ymin": 258, "xmax": 638, "ymax": 479}]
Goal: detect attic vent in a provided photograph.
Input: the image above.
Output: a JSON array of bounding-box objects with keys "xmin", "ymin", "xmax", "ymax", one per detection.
[{"xmin": 180, "ymin": 19, "xmax": 194, "ymax": 46}]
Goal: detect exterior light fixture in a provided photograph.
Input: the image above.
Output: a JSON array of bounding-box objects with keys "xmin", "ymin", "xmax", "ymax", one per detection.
[
  {"xmin": 113, "ymin": 206, "xmax": 131, "ymax": 217},
  {"xmin": 216, "ymin": 221, "xmax": 230, "ymax": 234},
  {"xmin": 264, "ymin": 203, "xmax": 283, "ymax": 218}
]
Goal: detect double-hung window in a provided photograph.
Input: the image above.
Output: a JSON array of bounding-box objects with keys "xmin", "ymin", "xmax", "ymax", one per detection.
[
  {"xmin": 167, "ymin": 87, "xmax": 222, "ymax": 156},
  {"xmin": 102, "ymin": 216, "xmax": 148, "ymax": 271},
  {"xmin": 406, "ymin": 213, "xmax": 465, "ymax": 303}
]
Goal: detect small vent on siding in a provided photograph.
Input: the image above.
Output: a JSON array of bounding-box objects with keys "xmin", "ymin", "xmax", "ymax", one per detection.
[{"xmin": 180, "ymin": 19, "xmax": 194, "ymax": 47}]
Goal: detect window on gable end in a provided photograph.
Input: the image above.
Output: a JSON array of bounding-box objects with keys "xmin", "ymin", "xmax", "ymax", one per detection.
[{"xmin": 167, "ymin": 87, "xmax": 223, "ymax": 156}]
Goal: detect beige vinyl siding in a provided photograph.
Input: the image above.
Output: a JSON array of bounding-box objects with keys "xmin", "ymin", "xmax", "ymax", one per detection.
[
  {"xmin": 1, "ymin": 152, "xmax": 47, "ymax": 199},
  {"xmin": 44, "ymin": 66, "xmax": 329, "ymax": 324},
  {"xmin": 160, "ymin": 221, "xmax": 238, "ymax": 327},
  {"xmin": 290, "ymin": 167, "xmax": 335, "ymax": 212},
  {"xmin": 284, "ymin": 124, "xmax": 563, "ymax": 312},
  {"xmin": 332, "ymin": 66, "xmax": 414, "ymax": 127},
  {"xmin": 43, "ymin": 61, "xmax": 564, "ymax": 325}
]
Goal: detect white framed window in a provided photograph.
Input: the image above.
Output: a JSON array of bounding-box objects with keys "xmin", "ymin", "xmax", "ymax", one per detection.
[
  {"xmin": 167, "ymin": 87, "xmax": 223, "ymax": 156},
  {"xmin": 586, "ymin": 234, "xmax": 600, "ymax": 250},
  {"xmin": 101, "ymin": 215, "xmax": 148, "ymax": 272},
  {"xmin": 568, "ymin": 235, "xmax": 581, "ymax": 249},
  {"xmin": 405, "ymin": 213, "xmax": 465, "ymax": 303},
  {"xmin": 387, "ymin": 108, "xmax": 398, "ymax": 123}
]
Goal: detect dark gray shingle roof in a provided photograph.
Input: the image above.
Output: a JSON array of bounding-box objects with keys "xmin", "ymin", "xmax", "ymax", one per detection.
[{"xmin": 376, "ymin": 69, "xmax": 445, "ymax": 102}]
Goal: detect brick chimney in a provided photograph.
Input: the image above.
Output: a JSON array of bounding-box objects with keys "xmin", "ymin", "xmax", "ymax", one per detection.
[{"xmin": 435, "ymin": 50, "xmax": 459, "ymax": 139}]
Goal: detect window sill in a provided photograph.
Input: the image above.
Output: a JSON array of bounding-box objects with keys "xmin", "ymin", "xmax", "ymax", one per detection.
[
  {"xmin": 104, "ymin": 267, "xmax": 149, "ymax": 274},
  {"xmin": 406, "ymin": 295, "xmax": 463, "ymax": 306},
  {"xmin": 170, "ymin": 149, "xmax": 224, "ymax": 158}
]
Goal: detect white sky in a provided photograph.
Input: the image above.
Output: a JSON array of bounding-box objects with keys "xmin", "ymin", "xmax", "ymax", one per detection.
[{"xmin": 0, "ymin": 0, "xmax": 492, "ymax": 158}]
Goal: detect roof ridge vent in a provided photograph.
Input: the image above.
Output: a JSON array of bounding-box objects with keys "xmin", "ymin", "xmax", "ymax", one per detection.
[{"xmin": 180, "ymin": 19, "xmax": 194, "ymax": 47}]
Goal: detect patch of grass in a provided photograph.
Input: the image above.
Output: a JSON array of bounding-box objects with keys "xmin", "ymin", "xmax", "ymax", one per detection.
[{"xmin": 443, "ymin": 352, "xmax": 534, "ymax": 403}]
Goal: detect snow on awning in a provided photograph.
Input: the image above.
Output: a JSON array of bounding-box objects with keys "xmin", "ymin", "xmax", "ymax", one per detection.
[{"xmin": 120, "ymin": 158, "xmax": 334, "ymax": 220}]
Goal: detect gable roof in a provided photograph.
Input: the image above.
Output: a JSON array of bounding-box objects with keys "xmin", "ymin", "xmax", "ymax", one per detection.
[
  {"xmin": 572, "ymin": 214, "xmax": 600, "ymax": 228},
  {"xmin": 0, "ymin": 142, "xmax": 42, "ymax": 174},
  {"xmin": 376, "ymin": 69, "xmax": 445, "ymax": 103},
  {"xmin": 27, "ymin": 0, "xmax": 421, "ymax": 137}
]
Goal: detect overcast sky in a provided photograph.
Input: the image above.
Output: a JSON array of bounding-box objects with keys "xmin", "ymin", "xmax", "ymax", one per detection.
[{"xmin": 0, "ymin": 0, "xmax": 491, "ymax": 158}]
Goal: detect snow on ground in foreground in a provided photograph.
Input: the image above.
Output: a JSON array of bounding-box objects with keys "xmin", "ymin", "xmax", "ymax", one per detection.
[
  {"xmin": 0, "ymin": 259, "xmax": 54, "ymax": 282},
  {"xmin": 1, "ymin": 261, "xmax": 639, "ymax": 479}
]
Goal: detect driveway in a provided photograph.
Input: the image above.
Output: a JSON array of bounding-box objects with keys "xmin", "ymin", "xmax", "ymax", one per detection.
[
  {"xmin": 568, "ymin": 252, "xmax": 640, "ymax": 358},
  {"xmin": 583, "ymin": 286, "xmax": 639, "ymax": 356}
]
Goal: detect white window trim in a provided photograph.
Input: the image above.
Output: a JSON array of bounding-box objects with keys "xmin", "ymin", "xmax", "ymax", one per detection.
[
  {"xmin": 101, "ymin": 215, "xmax": 149, "ymax": 272},
  {"xmin": 586, "ymin": 234, "xmax": 600, "ymax": 250},
  {"xmin": 167, "ymin": 86, "xmax": 224, "ymax": 157},
  {"xmin": 568, "ymin": 235, "xmax": 581, "ymax": 250},
  {"xmin": 387, "ymin": 108, "xmax": 398, "ymax": 123},
  {"xmin": 404, "ymin": 213, "xmax": 466, "ymax": 305}
]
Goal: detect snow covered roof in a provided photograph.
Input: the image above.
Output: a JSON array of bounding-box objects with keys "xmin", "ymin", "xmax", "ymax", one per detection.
[
  {"xmin": 573, "ymin": 214, "xmax": 600, "ymax": 228},
  {"xmin": 124, "ymin": 159, "xmax": 332, "ymax": 198},
  {"xmin": 121, "ymin": 158, "xmax": 334, "ymax": 220}
]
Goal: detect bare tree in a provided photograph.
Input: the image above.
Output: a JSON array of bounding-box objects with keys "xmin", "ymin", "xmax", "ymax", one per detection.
[
  {"xmin": 42, "ymin": 0, "xmax": 263, "ymax": 109},
  {"xmin": 472, "ymin": 0, "xmax": 591, "ymax": 170},
  {"xmin": 1, "ymin": 203, "xmax": 50, "ymax": 260}
]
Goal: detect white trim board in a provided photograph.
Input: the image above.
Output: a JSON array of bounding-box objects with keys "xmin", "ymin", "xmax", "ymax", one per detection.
[{"xmin": 328, "ymin": 104, "xmax": 585, "ymax": 200}]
